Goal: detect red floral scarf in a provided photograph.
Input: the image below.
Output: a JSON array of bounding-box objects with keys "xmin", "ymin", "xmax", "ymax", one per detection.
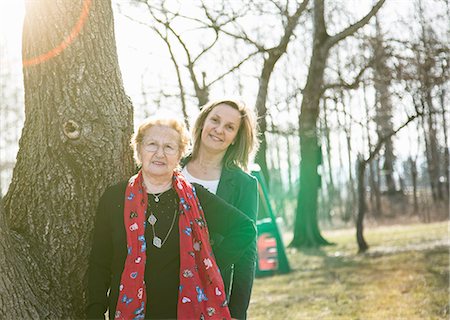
[{"xmin": 115, "ymin": 170, "xmax": 230, "ymax": 320}]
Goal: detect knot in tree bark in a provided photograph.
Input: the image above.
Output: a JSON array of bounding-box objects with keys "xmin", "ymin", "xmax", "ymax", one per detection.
[{"xmin": 63, "ymin": 120, "xmax": 81, "ymax": 140}]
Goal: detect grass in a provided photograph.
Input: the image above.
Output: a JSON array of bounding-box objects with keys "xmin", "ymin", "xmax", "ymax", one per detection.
[{"xmin": 248, "ymin": 221, "xmax": 449, "ymax": 319}]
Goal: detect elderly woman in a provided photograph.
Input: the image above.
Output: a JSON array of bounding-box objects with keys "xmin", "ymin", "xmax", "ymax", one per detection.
[
  {"xmin": 86, "ymin": 117, "xmax": 256, "ymax": 320},
  {"xmin": 181, "ymin": 99, "xmax": 259, "ymax": 320}
]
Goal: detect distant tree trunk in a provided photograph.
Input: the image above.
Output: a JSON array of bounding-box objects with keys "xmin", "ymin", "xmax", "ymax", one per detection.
[
  {"xmin": 356, "ymin": 112, "xmax": 420, "ymax": 252},
  {"xmin": 285, "ymin": 135, "xmax": 294, "ymax": 191},
  {"xmin": 409, "ymin": 156, "xmax": 419, "ymax": 215},
  {"xmin": 322, "ymin": 98, "xmax": 336, "ymax": 223},
  {"xmin": 356, "ymin": 157, "xmax": 369, "ymax": 252},
  {"xmin": 335, "ymin": 92, "xmax": 353, "ymax": 222},
  {"xmin": 1, "ymin": 0, "xmax": 134, "ymax": 318},
  {"xmin": 421, "ymin": 102, "xmax": 442, "ymax": 201},
  {"xmin": 286, "ymin": 98, "xmax": 295, "ymax": 192},
  {"xmin": 334, "ymin": 98, "xmax": 345, "ymax": 219},
  {"xmin": 344, "ymin": 96, "xmax": 356, "ymax": 221},
  {"xmin": 426, "ymin": 95, "xmax": 443, "ymax": 200},
  {"xmin": 440, "ymin": 87, "xmax": 449, "ymax": 200},
  {"xmin": 372, "ymin": 19, "xmax": 396, "ymax": 194},
  {"xmin": 370, "ymin": 160, "xmax": 382, "ymax": 216},
  {"xmin": 415, "ymin": 2, "xmax": 445, "ymax": 202},
  {"xmin": 382, "ymin": 140, "xmax": 396, "ymax": 192}
]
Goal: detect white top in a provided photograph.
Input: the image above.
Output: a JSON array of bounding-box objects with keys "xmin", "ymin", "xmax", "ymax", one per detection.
[{"xmin": 181, "ymin": 166, "xmax": 220, "ymax": 194}]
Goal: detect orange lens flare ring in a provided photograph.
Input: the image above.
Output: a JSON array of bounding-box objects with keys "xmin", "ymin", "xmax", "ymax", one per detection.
[{"xmin": 22, "ymin": 0, "xmax": 92, "ymax": 67}]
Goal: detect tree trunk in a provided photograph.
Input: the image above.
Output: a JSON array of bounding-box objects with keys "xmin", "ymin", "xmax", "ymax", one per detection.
[
  {"xmin": 1, "ymin": 0, "xmax": 134, "ymax": 317},
  {"xmin": 355, "ymin": 110, "xmax": 420, "ymax": 253},
  {"xmin": 421, "ymin": 103, "xmax": 440, "ymax": 201},
  {"xmin": 356, "ymin": 158, "xmax": 369, "ymax": 252},
  {"xmin": 291, "ymin": 43, "xmax": 331, "ymax": 247},
  {"xmin": 425, "ymin": 93, "xmax": 443, "ymax": 200},
  {"xmin": 344, "ymin": 98, "xmax": 356, "ymax": 222},
  {"xmin": 255, "ymin": 58, "xmax": 276, "ymax": 185},
  {"xmin": 369, "ymin": 159, "xmax": 382, "ymax": 216},
  {"xmin": 322, "ymin": 98, "xmax": 336, "ymax": 213},
  {"xmin": 292, "ymin": 124, "xmax": 331, "ymax": 247},
  {"xmin": 409, "ymin": 156, "xmax": 419, "ymax": 215},
  {"xmin": 285, "ymin": 135, "xmax": 294, "ymax": 192},
  {"xmin": 382, "ymin": 140, "xmax": 397, "ymax": 192},
  {"xmin": 440, "ymin": 87, "xmax": 449, "ymax": 201},
  {"xmin": 372, "ymin": 21, "xmax": 396, "ymax": 195}
]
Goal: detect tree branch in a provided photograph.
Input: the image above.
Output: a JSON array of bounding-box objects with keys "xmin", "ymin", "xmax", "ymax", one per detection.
[
  {"xmin": 325, "ymin": 0, "xmax": 386, "ymax": 50},
  {"xmin": 322, "ymin": 62, "xmax": 371, "ymax": 93},
  {"xmin": 366, "ymin": 111, "xmax": 422, "ymax": 163},
  {"xmin": 207, "ymin": 50, "xmax": 260, "ymax": 86}
]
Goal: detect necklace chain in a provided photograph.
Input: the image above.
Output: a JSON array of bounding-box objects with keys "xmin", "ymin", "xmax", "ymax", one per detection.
[
  {"xmin": 151, "ymin": 189, "xmax": 170, "ymax": 202},
  {"xmin": 144, "ymin": 180, "xmax": 172, "ymax": 203},
  {"xmin": 148, "ymin": 209, "xmax": 178, "ymax": 248},
  {"xmin": 150, "ymin": 190, "xmax": 167, "ymax": 202}
]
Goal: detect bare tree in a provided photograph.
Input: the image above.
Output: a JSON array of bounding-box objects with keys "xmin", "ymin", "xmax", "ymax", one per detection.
[
  {"xmin": 205, "ymin": 0, "xmax": 310, "ymax": 182},
  {"xmin": 394, "ymin": 1, "xmax": 449, "ymax": 204},
  {"xmin": 290, "ymin": 0, "xmax": 386, "ymax": 248},
  {"xmin": 127, "ymin": 0, "xmax": 260, "ymax": 113},
  {"xmin": 1, "ymin": 0, "xmax": 134, "ymax": 317},
  {"xmin": 356, "ymin": 112, "xmax": 421, "ymax": 252}
]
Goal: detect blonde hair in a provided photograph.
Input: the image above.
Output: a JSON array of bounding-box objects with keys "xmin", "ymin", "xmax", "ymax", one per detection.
[
  {"xmin": 131, "ymin": 117, "xmax": 190, "ymax": 166},
  {"xmin": 191, "ymin": 99, "xmax": 259, "ymax": 171}
]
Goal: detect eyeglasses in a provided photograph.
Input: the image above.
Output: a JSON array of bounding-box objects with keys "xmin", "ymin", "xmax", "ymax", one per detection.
[{"xmin": 142, "ymin": 142, "xmax": 179, "ymax": 155}]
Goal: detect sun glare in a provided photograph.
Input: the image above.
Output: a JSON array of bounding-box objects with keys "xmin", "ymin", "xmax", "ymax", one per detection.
[
  {"xmin": 0, "ymin": 0, "xmax": 25, "ymax": 39},
  {"xmin": 0, "ymin": 1, "xmax": 24, "ymax": 66}
]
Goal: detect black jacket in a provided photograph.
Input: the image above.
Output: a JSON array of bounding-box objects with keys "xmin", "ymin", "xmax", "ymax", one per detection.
[
  {"xmin": 182, "ymin": 159, "xmax": 259, "ymax": 320},
  {"xmin": 86, "ymin": 180, "xmax": 256, "ymax": 319}
]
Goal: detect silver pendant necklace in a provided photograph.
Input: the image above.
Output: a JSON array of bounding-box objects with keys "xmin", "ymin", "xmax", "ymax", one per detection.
[
  {"xmin": 151, "ymin": 188, "xmax": 170, "ymax": 202},
  {"xmin": 147, "ymin": 209, "xmax": 178, "ymax": 248}
]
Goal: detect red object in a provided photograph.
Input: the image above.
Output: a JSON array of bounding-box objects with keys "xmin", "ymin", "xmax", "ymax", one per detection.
[{"xmin": 257, "ymin": 233, "xmax": 278, "ymax": 271}]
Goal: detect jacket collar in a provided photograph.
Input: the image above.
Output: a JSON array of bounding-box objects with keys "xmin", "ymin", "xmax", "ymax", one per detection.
[
  {"xmin": 181, "ymin": 154, "xmax": 237, "ymax": 199},
  {"xmin": 216, "ymin": 166, "xmax": 237, "ymax": 199}
]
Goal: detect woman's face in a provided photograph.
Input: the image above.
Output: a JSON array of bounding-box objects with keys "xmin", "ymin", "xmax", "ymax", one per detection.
[
  {"xmin": 138, "ymin": 125, "xmax": 182, "ymax": 179},
  {"xmin": 200, "ymin": 103, "xmax": 241, "ymax": 154}
]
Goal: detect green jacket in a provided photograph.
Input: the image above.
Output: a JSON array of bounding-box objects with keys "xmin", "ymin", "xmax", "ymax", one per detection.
[{"xmin": 182, "ymin": 157, "xmax": 258, "ymax": 320}]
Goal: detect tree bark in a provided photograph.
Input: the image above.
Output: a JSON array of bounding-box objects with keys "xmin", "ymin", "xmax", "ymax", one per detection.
[
  {"xmin": 344, "ymin": 95, "xmax": 356, "ymax": 222},
  {"xmin": 356, "ymin": 158, "xmax": 368, "ymax": 252},
  {"xmin": 370, "ymin": 160, "xmax": 382, "ymax": 216},
  {"xmin": 409, "ymin": 156, "xmax": 419, "ymax": 215},
  {"xmin": 1, "ymin": 0, "xmax": 134, "ymax": 317},
  {"xmin": 440, "ymin": 87, "xmax": 449, "ymax": 201},
  {"xmin": 363, "ymin": 83, "xmax": 382, "ymax": 217},
  {"xmin": 425, "ymin": 94, "xmax": 442, "ymax": 200}
]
